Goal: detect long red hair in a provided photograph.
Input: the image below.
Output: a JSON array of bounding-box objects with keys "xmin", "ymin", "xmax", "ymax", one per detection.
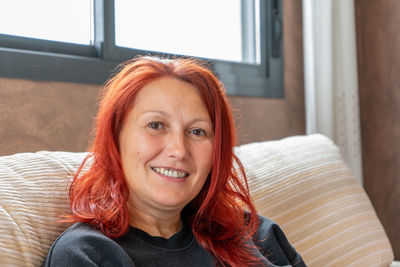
[{"xmin": 68, "ymin": 57, "xmax": 260, "ymax": 266}]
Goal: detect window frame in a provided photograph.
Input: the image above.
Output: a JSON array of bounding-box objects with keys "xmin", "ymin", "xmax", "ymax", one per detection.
[{"xmin": 0, "ymin": 0, "xmax": 283, "ymax": 98}]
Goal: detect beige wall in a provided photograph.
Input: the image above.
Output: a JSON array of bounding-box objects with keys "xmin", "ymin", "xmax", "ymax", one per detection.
[
  {"xmin": 0, "ymin": 1, "xmax": 304, "ymax": 156},
  {"xmin": 0, "ymin": 78, "xmax": 100, "ymax": 155}
]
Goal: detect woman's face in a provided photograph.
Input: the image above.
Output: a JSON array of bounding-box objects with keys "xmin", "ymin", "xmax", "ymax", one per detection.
[{"xmin": 119, "ymin": 77, "xmax": 214, "ymax": 215}]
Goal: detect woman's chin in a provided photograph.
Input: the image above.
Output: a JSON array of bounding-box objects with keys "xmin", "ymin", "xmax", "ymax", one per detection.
[{"xmin": 151, "ymin": 194, "xmax": 189, "ymax": 211}]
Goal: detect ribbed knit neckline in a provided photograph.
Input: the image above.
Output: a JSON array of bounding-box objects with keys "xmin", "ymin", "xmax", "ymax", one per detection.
[{"xmin": 127, "ymin": 219, "xmax": 194, "ymax": 250}]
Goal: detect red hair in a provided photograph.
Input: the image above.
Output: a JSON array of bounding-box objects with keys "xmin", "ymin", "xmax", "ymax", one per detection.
[{"xmin": 68, "ymin": 56, "xmax": 260, "ymax": 266}]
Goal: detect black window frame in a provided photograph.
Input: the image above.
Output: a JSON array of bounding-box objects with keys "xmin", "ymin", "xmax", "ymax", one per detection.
[{"xmin": 0, "ymin": 0, "xmax": 283, "ymax": 98}]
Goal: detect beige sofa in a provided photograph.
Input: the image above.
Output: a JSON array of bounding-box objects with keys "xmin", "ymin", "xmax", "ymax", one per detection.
[{"xmin": 0, "ymin": 134, "xmax": 397, "ymax": 266}]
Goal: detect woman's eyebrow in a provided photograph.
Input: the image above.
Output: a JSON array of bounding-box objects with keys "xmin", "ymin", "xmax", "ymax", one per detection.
[
  {"xmin": 138, "ymin": 110, "xmax": 169, "ymax": 117},
  {"xmin": 138, "ymin": 110, "xmax": 211, "ymax": 125},
  {"xmin": 190, "ymin": 118, "xmax": 212, "ymax": 125}
]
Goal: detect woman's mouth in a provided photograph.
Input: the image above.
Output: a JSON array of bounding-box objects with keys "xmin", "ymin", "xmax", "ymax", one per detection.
[{"xmin": 151, "ymin": 167, "xmax": 189, "ymax": 178}]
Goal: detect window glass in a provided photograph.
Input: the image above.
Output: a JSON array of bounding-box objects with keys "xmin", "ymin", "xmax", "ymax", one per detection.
[
  {"xmin": 0, "ymin": 0, "xmax": 92, "ymax": 44},
  {"xmin": 115, "ymin": 0, "xmax": 242, "ymax": 62}
]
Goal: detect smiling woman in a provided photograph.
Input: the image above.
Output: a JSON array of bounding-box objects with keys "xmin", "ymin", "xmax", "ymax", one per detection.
[
  {"xmin": 119, "ymin": 77, "xmax": 214, "ymax": 237},
  {"xmin": 42, "ymin": 56, "xmax": 306, "ymax": 267}
]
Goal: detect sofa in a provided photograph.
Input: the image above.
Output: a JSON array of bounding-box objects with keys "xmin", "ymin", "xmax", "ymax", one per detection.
[{"xmin": 0, "ymin": 134, "xmax": 397, "ymax": 266}]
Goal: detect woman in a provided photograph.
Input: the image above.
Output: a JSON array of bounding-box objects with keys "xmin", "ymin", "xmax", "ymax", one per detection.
[{"xmin": 43, "ymin": 57, "xmax": 306, "ymax": 267}]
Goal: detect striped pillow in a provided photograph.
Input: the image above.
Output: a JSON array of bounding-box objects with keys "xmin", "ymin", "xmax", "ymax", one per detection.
[
  {"xmin": 0, "ymin": 151, "xmax": 88, "ymax": 266},
  {"xmin": 0, "ymin": 134, "xmax": 394, "ymax": 266},
  {"xmin": 235, "ymin": 134, "xmax": 394, "ymax": 266}
]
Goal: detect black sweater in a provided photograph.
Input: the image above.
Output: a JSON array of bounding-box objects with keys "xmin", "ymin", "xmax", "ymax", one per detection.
[{"xmin": 42, "ymin": 215, "xmax": 306, "ymax": 267}]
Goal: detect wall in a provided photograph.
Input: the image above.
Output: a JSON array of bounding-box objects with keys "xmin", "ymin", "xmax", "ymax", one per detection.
[
  {"xmin": 355, "ymin": 0, "xmax": 400, "ymax": 260},
  {"xmin": 0, "ymin": 1, "xmax": 304, "ymax": 155},
  {"xmin": 0, "ymin": 79, "xmax": 100, "ymax": 155}
]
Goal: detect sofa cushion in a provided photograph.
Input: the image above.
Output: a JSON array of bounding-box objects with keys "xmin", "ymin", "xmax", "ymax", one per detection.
[
  {"xmin": 235, "ymin": 134, "xmax": 394, "ymax": 266},
  {"xmin": 0, "ymin": 134, "xmax": 394, "ymax": 266},
  {"xmin": 0, "ymin": 151, "xmax": 88, "ymax": 266}
]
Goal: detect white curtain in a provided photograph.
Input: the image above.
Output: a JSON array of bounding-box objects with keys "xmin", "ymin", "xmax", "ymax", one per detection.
[{"xmin": 303, "ymin": 0, "xmax": 363, "ymax": 184}]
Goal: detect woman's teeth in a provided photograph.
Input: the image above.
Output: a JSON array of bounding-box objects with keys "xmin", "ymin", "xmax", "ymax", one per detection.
[{"xmin": 152, "ymin": 167, "xmax": 188, "ymax": 178}]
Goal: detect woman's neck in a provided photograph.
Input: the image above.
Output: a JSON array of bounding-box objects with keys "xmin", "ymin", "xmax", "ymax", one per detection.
[{"xmin": 127, "ymin": 201, "xmax": 183, "ymax": 239}]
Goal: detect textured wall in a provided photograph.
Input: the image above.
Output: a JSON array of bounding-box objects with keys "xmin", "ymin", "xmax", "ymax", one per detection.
[
  {"xmin": 0, "ymin": 79, "xmax": 100, "ymax": 156},
  {"xmin": 0, "ymin": 1, "xmax": 304, "ymax": 156},
  {"xmin": 355, "ymin": 0, "xmax": 400, "ymax": 260}
]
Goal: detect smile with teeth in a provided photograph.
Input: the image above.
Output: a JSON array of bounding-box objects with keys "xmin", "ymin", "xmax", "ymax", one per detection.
[{"xmin": 152, "ymin": 167, "xmax": 189, "ymax": 178}]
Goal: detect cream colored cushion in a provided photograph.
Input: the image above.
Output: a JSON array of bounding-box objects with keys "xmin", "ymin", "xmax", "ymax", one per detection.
[
  {"xmin": 0, "ymin": 151, "xmax": 88, "ymax": 266},
  {"xmin": 235, "ymin": 134, "xmax": 394, "ymax": 266},
  {"xmin": 0, "ymin": 134, "xmax": 395, "ymax": 266}
]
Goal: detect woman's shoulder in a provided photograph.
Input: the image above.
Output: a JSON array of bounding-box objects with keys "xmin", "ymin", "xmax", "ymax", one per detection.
[
  {"xmin": 42, "ymin": 222, "xmax": 133, "ymax": 267},
  {"xmin": 51, "ymin": 222, "xmax": 105, "ymax": 241},
  {"xmin": 46, "ymin": 222, "xmax": 113, "ymax": 251},
  {"xmin": 256, "ymin": 214, "xmax": 281, "ymax": 237},
  {"xmin": 254, "ymin": 215, "xmax": 307, "ymax": 267}
]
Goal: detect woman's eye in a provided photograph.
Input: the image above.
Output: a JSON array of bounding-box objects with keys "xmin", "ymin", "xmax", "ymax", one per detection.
[
  {"xmin": 148, "ymin": 122, "xmax": 164, "ymax": 130},
  {"xmin": 190, "ymin": 128, "xmax": 207, "ymax": 137}
]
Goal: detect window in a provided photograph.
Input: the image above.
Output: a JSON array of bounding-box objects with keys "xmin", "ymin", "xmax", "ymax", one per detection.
[
  {"xmin": 0, "ymin": 0, "xmax": 283, "ymax": 98},
  {"xmin": 0, "ymin": 0, "xmax": 92, "ymax": 45},
  {"xmin": 115, "ymin": 0, "xmax": 244, "ymax": 63}
]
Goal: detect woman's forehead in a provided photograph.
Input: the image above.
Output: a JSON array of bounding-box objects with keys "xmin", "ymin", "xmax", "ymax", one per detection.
[{"xmin": 128, "ymin": 77, "xmax": 211, "ymax": 121}]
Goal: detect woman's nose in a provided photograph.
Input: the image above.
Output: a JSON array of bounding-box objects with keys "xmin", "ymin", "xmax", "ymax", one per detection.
[{"xmin": 165, "ymin": 132, "xmax": 187, "ymax": 160}]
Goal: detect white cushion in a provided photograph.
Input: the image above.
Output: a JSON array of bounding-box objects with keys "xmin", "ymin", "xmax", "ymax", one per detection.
[
  {"xmin": 0, "ymin": 134, "xmax": 394, "ymax": 266},
  {"xmin": 0, "ymin": 151, "xmax": 88, "ymax": 266},
  {"xmin": 235, "ymin": 134, "xmax": 394, "ymax": 266}
]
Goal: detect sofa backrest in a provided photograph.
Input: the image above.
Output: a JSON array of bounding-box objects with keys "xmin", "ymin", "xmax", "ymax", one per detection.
[
  {"xmin": 235, "ymin": 134, "xmax": 393, "ymax": 266},
  {"xmin": 0, "ymin": 134, "xmax": 394, "ymax": 266},
  {"xmin": 0, "ymin": 151, "xmax": 87, "ymax": 266}
]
